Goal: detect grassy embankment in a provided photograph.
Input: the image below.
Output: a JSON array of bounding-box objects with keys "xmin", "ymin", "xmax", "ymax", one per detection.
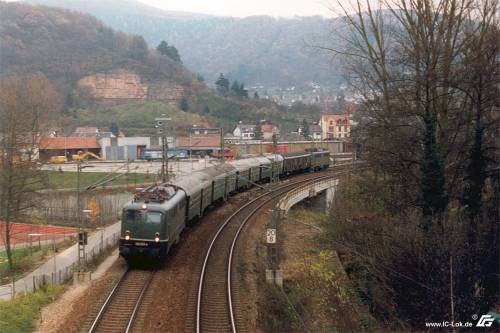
[
  {"xmin": 68, "ymin": 101, "xmax": 209, "ymax": 136},
  {"xmin": 42, "ymin": 171, "xmax": 155, "ymax": 189},
  {"xmin": 0, "ymin": 242, "xmax": 74, "ymax": 284},
  {"xmin": 258, "ymin": 208, "xmax": 378, "ymax": 332},
  {"xmin": 70, "ymin": 97, "xmax": 318, "ymax": 137},
  {"xmin": 0, "ymin": 284, "xmax": 66, "ymax": 333}
]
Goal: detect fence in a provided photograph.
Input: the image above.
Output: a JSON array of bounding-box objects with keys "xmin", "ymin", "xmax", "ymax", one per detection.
[
  {"xmin": 34, "ymin": 190, "xmax": 133, "ymax": 224},
  {"xmin": 0, "ymin": 230, "xmax": 120, "ymax": 300}
]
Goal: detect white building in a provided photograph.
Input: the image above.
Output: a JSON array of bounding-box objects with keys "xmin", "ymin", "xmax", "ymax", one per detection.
[
  {"xmin": 99, "ymin": 136, "xmax": 174, "ymax": 160},
  {"xmin": 233, "ymin": 123, "xmax": 256, "ymax": 140}
]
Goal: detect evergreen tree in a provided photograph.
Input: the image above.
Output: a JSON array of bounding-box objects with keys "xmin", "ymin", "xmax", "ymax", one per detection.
[
  {"xmin": 239, "ymin": 83, "xmax": 248, "ymax": 98},
  {"xmin": 196, "ymin": 73, "xmax": 205, "ymax": 82},
  {"xmin": 462, "ymin": 124, "xmax": 486, "ymax": 220},
  {"xmin": 202, "ymin": 105, "xmax": 210, "ymax": 114},
  {"xmin": 166, "ymin": 45, "xmax": 181, "ymax": 63},
  {"xmin": 156, "ymin": 41, "xmax": 169, "ymax": 55},
  {"xmin": 254, "ymin": 121, "xmax": 263, "ymax": 140},
  {"xmin": 179, "ymin": 97, "xmax": 189, "ymax": 111},
  {"xmin": 301, "ymin": 119, "xmax": 310, "ymax": 139},
  {"xmin": 231, "ymin": 81, "xmax": 240, "ymax": 95},
  {"xmin": 109, "ymin": 122, "xmax": 119, "ymax": 136},
  {"xmin": 156, "ymin": 40, "xmax": 182, "ymax": 63},
  {"xmin": 129, "ymin": 35, "xmax": 148, "ymax": 60},
  {"xmin": 215, "ymin": 73, "xmax": 229, "ymax": 95},
  {"xmin": 253, "ymin": 91, "xmax": 260, "ymax": 99},
  {"xmin": 420, "ymin": 113, "xmax": 447, "ymax": 226}
]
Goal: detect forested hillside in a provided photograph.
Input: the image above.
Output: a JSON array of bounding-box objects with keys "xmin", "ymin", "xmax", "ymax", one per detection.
[
  {"xmin": 0, "ymin": 1, "xmax": 195, "ymax": 100},
  {"xmin": 0, "ymin": 1, "xmax": 321, "ymax": 134},
  {"xmin": 22, "ymin": 0, "xmax": 343, "ymax": 89}
]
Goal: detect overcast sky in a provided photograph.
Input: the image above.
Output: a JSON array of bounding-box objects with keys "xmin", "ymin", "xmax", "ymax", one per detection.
[{"xmin": 139, "ymin": 0, "xmax": 341, "ymax": 18}]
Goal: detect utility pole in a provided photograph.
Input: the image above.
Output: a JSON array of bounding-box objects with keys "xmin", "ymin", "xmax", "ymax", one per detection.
[
  {"xmin": 220, "ymin": 127, "xmax": 224, "ymax": 162},
  {"xmin": 155, "ymin": 116, "xmax": 171, "ymax": 183},
  {"xmin": 271, "ymin": 132, "xmax": 279, "ymax": 184},
  {"xmin": 189, "ymin": 127, "xmax": 193, "ymax": 170},
  {"xmin": 76, "ymin": 162, "xmax": 91, "ymax": 272}
]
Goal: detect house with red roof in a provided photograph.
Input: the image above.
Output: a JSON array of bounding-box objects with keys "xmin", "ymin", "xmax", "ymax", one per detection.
[{"xmin": 38, "ymin": 137, "xmax": 101, "ymax": 161}]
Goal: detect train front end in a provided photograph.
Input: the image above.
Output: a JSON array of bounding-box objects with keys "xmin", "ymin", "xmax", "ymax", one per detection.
[{"xmin": 119, "ymin": 186, "xmax": 172, "ymax": 263}]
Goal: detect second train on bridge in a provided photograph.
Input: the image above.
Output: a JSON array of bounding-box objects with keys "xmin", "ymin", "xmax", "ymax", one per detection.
[{"xmin": 119, "ymin": 150, "xmax": 330, "ymax": 264}]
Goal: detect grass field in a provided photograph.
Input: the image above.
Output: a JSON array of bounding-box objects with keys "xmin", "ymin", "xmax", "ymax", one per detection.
[
  {"xmin": 0, "ymin": 245, "xmax": 55, "ymax": 284},
  {"xmin": 42, "ymin": 171, "xmax": 155, "ymax": 189},
  {"xmin": 0, "ymin": 284, "xmax": 66, "ymax": 333}
]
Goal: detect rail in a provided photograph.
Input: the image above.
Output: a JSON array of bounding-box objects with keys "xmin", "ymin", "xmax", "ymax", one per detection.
[
  {"xmin": 88, "ymin": 269, "xmax": 155, "ymax": 333},
  {"xmin": 196, "ymin": 171, "xmax": 344, "ymax": 333},
  {"xmin": 88, "ymin": 269, "xmax": 129, "ymax": 333}
]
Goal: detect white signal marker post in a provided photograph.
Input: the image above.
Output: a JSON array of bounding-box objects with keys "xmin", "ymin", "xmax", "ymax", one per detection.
[
  {"xmin": 266, "ymin": 228, "xmax": 276, "ymax": 244},
  {"xmin": 266, "ymin": 211, "xmax": 282, "ymax": 287}
]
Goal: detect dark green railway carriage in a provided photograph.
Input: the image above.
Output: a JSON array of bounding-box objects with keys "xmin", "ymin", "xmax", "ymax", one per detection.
[
  {"xmin": 229, "ymin": 159, "xmax": 255, "ymax": 190},
  {"xmin": 282, "ymin": 152, "xmax": 312, "ymax": 174},
  {"xmin": 311, "ymin": 151, "xmax": 330, "ymax": 170},
  {"xmin": 174, "ymin": 173, "xmax": 211, "ymax": 220},
  {"xmin": 268, "ymin": 154, "xmax": 284, "ymax": 178},
  {"xmin": 219, "ymin": 164, "xmax": 238, "ymax": 194},
  {"xmin": 199, "ymin": 165, "xmax": 233, "ymax": 202}
]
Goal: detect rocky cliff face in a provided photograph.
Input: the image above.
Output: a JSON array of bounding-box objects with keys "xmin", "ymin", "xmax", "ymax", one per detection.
[{"xmin": 78, "ymin": 70, "xmax": 184, "ymax": 105}]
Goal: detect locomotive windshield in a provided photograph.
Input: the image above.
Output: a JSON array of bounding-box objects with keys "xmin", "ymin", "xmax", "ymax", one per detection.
[{"xmin": 125, "ymin": 210, "xmax": 162, "ymax": 224}]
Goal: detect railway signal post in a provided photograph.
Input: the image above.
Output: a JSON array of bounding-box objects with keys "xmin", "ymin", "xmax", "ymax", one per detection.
[
  {"xmin": 155, "ymin": 116, "xmax": 171, "ymax": 183},
  {"xmin": 76, "ymin": 162, "xmax": 93, "ymax": 275}
]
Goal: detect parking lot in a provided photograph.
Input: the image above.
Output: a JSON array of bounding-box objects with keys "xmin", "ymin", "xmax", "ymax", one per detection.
[{"xmin": 41, "ymin": 158, "xmax": 223, "ymax": 177}]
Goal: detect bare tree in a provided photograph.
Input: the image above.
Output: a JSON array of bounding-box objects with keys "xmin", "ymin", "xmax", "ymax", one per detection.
[
  {"xmin": 322, "ymin": 0, "xmax": 499, "ymax": 326},
  {"xmin": 0, "ymin": 74, "xmax": 60, "ymax": 269}
]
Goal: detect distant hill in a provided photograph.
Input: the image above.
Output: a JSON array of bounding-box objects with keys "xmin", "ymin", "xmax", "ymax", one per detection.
[
  {"xmin": 21, "ymin": 0, "xmax": 344, "ymax": 90},
  {"xmin": 0, "ymin": 1, "xmax": 197, "ymax": 103},
  {"xmin": 0, "ymin": 1, "xmax": 321, "ymax": 134}
]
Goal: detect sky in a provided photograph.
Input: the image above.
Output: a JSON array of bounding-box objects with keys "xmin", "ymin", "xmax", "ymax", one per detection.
[{"xmin": 139, "ymin": 0, "xmax": 341, "ymax": 18}]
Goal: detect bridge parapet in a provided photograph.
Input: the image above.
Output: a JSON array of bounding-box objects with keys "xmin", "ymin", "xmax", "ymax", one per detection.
[{"xmin": 277, "ymin": 177, "xmax": 339, "ymax": 215}]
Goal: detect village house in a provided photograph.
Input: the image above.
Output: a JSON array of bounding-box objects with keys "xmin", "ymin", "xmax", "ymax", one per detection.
[
  {"xmin": 260, "ymin": 124, "xmax": 280, "ymax": 140},
  {"xmin": 320, "ymin": 114, "xmax": 351, "ymax": 139},
  {"xmin": 232, "ymin": 122, "xmax": 279, "ymax": 141},
  {"xmin": 232, "ymin": 123, "xmax": 256, "ymax": 140}
]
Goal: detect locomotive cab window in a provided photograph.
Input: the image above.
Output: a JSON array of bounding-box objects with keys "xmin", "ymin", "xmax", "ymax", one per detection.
[{"xmin": 125, "ymin": 210, "xmax": 162, "ymax": 224}]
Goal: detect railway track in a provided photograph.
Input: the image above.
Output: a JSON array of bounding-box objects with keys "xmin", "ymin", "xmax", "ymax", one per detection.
[
  {"xmin": 88, "ymin": 269, "xmax": 154, "ymax": 333},
  {"xmin": 194, "ymin": 164, "xmax": 355, "ymax": 333},
  {"xmin": 85, "ymin": 163, "xmax": 357, "ymax": 333}
]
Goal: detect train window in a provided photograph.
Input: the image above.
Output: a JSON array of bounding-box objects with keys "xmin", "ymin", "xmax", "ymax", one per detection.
[
  {"xmin": 125, "ymin": 210, "xmax": 162, "ymax": 224},
  {"xmin": 146, "ymin": 212, "xmax": 162, "ymax": 224},
  {"xmin": 125, "ymin": 210, "xmax": 138, "ymax": 223}
]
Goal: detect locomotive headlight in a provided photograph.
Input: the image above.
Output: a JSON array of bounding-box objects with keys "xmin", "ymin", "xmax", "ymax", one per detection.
[
  {"xmin": 141, "ymin": 203, "xmax": 147, "ymax": 210},
  {"xmin": 125, "ymin": 230, "xmax": 131, "ymax": 241},
  {"xmin": 154, "ymin": 232, "xmax": 160, "ymax": 243}
]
